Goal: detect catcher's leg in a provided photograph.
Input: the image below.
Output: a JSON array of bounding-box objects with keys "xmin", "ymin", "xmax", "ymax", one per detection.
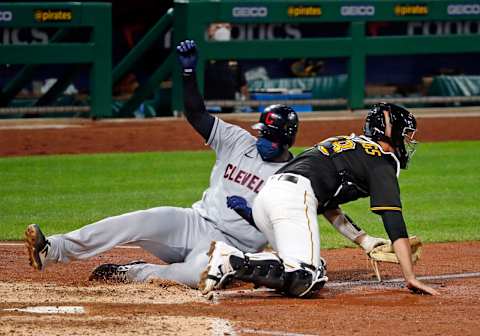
[
  {"xmin": 282, "ymin": 259, "xmax": 328, "ymax": 297},
  {"xmin": 231, "ymin": 252, "xmax": 327, "ymax": 298},
  {"xmin": 199, "ymin": 242, "xmax": 327, "ymax": 298},
  {"xmin": 41, "ymin": 207, "xmax": 207, "ymax": 268},
  {"xmin": 198, "ymin": 240, "xmax": 286, "ymax": 295},
  {"xmin": 252, "ymin": 174, "xmax": 328, "ymax": 297}
]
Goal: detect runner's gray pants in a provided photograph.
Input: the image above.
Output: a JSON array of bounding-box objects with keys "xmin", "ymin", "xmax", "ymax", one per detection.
[{"xmin": 46, "ymin": 207, "xmax": 229, "ymax": 288}]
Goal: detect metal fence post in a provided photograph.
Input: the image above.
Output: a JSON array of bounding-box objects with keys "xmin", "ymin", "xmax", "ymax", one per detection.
[
  {"xmin": 90, "ymin": 4, "xmax": 112, "ymax": 118},
  {"xmin": 348, "ymin": 22, "xmax": 366, "ymax": 110}
]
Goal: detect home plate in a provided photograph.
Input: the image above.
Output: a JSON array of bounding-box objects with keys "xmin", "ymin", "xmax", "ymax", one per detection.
[{"xmin": 3, "ymin": 306, "xmax": 85, "ymax": 314}]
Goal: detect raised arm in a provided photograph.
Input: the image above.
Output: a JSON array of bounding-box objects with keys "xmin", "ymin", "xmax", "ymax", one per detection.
[{"xmin": 176, "ymin": 40, "xmax": 215, "ymax": 141}]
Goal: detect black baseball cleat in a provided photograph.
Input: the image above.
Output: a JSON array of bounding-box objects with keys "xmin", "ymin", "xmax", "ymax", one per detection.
[
  {"xmin": 25, "ymin": 224, "xmax": 50, "ymax": 271},
  {"xmin": 89, "ymin": 260, "xmax": 146, "ymax": 283}
]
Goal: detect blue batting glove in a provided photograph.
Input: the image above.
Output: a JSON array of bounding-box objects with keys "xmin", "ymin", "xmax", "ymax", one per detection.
[
  {"xmin": 227, "ymin": 196, "xmax": 249, "ymax": 210},
  {"xmin": 176, "ymin": 39, "xmax": 197, "ymax": 75},
  {"xmin": 226, "ymin": 196, "xmax": 255, "ymax": 227}
]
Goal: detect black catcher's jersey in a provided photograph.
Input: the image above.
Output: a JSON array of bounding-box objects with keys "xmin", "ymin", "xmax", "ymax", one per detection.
[{"xmin": 277, "ymin": 134, "xmax": 402, "ymax": 213}]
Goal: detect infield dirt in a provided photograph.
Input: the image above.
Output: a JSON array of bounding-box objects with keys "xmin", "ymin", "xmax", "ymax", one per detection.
[{"xmin": 1, "ymin": 241, "xmax": 479, "ymax": 335}]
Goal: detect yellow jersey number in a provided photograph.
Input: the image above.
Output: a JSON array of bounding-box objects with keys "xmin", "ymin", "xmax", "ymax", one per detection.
[
  {"xmin": 317, "ymin": 137, "xmax": 356, "ymax": 156},
  {"xmin": 332, "ymin": 139, "xmax": 355, "ymax": 153},
  {"xmin": 361, "ymin": 142, "xmax": 382, "ymax": 156},
  {"xmin": 317, "ymin": 136, "xmax": 382, "ymax": 157}
]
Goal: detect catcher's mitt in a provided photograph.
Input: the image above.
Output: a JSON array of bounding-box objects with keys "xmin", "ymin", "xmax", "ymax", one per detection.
[{"xmin": 368, "ymin": 236, "xmax": 422, "ymax": 281}]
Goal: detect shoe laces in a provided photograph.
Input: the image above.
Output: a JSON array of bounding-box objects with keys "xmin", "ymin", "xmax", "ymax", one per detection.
[{"xmin": 101, "ymin": 266, "xmax": 126, "ymax": 282}]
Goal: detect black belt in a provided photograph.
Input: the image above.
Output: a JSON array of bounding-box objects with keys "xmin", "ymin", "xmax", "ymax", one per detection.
[{"xmin": 278, "ymin": 174, "xmax": 298, "ymax": 184}]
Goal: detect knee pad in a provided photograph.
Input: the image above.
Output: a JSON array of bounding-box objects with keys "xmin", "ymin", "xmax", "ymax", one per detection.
[
  {"xmin": 284, "ymin": 261, "xmax": 328, "ymax": 298},
  {"xmin": 230, "ymin": 252, "xmax": 285, "ymax": 289}
]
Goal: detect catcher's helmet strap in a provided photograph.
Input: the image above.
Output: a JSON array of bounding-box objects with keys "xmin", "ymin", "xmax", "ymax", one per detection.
[
  {"xmin": 375, "ymin": 133, "xmax": 393, "ymax": 147},
  {"xmin": 359, "ymin": 136, "xmax": 400, "ymax": 176}
]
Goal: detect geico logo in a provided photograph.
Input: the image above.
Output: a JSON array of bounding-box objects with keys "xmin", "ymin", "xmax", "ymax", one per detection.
[
  {"xmin": 448, "ymin": 4, "xmax": 480, "ymax": 15},
  {"xmin": 0, "ymin": 11, "xmax": 13, "ymax": 21},
  {"xmin": 232, "ymin": 6, "xmax": 268, "ymax": 18},
  {"xmin": 341, "ymin": 6, "xmax": 375, "ymax": 16},
  {"xmin": 407, "ymin": 21, "xmax": 480, "ymax": 35}
]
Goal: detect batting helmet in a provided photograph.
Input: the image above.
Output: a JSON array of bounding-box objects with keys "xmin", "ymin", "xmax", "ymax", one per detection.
[
  {"xmin": 363, "ymin": 102, "xmax": 418, "ymax": 169},
  {"xmin": 252, "ymin": 104, "xmax": 299, "ymax": 147}
]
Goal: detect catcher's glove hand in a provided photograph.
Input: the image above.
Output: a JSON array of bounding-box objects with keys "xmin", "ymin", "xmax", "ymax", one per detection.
[
  {"xmin": 359, "ymin": 235, "xmax": 390, "ymax": 254},
  {"xmin": 367, "ymin": 236, "xmax": 422, "ymax": 281}
]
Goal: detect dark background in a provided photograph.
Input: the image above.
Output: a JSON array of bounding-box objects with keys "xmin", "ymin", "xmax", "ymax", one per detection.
[{"xmin": 1, "ymin": 0, "xmax": 479, "ymax": 95}]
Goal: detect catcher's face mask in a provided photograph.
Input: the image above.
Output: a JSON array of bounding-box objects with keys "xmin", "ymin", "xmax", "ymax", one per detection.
[
  {"xmin": 402, "ymin": 129, "xmax": 418, "ymax": 168},
  {"xmin": 378, "ymin": 103, "xmax": 418, "ymax": 169}
]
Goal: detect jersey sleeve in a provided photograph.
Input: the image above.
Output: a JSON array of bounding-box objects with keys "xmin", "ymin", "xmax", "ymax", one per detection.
[
  {"xmin": 182, "ymin": 73, "xmax": 215, "ymax": 141},
  {"xmin": 368, "ymin": 159, "xmax": 402, "ymax": 213},
  {"xmin": 207, "ymin": 117, "xmax": 256, "ymax": 157}
]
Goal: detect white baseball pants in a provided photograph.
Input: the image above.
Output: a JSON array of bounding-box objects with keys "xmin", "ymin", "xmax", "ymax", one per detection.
[{"xmin": 252, "ymin": 173, "xmax": 321, "ymax": 270}]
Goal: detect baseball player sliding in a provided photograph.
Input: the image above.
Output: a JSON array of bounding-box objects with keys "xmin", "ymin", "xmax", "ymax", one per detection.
[
  {"xmin": 25, "ymin": 40, "xmax": 385, "ymax": 288},
  {"xmin": 200, "ymin": 103, "xmax": 440, "ymax": 297},
  {"xmin": 24, "ymin": 40, "xmax": 298, "ymax": 287}
]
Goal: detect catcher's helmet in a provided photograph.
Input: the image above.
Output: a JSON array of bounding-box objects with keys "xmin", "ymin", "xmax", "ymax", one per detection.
[
  {"xmin": 252, "ymin": 104, "xmax": 299, "ymax": 147},
  {"xmin": 364, "ymin": 102, "xmax": 418, "ymax": 169}
]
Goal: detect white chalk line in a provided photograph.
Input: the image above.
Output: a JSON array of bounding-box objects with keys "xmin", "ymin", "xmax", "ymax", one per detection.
[
  {"xmin": 0, "ymin": 125, "xmax": 83, "ymax": 130},
  {"xmin": 216, "ymin": 271, "xmax": 480, "ymax": 298},
  {"xmin": 238, "ymin": 329, "xmax": 318, "ymax": 336},
  {"xmin": 327, "ymin": 271, "xmax": 480, "ymax": 288},
  {"xmin": 211, "ymin": 319, "xmax": 237, "ymax": 336},
  {"xmin": 3, "ymin": 306, "xmax": 85, "ymax": 314},
  {"xmin": 0, "ymin": 242, "xmax": 139, "ymax": 249},
  {"xmin": 211, "ymin": 319, "xmax": 318, "ymax": 336}
]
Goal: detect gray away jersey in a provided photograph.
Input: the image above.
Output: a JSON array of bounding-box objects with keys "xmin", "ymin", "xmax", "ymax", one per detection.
[{"xmin": 192, "ymin": 117, "xmax": 287, "ymax": 252}]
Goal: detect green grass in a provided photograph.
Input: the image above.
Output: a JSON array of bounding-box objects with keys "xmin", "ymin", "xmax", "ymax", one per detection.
[{"xmin": 1, "ymin": 141, "xmax": 479, "ymax": 248}]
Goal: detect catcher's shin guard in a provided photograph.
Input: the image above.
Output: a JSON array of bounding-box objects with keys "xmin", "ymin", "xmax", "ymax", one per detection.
[
  {"xmin": 283, "ymin": 259, "xmax": 328, "ymax": 298},
  {"xmin": 231, "ymin": 252, "xmax": 286, "ymax": 290}
]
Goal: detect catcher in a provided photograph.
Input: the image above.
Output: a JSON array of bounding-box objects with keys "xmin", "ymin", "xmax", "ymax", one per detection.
[{"xmin": 200, "ymin": 103, "xmax": 439, "ymax": 297}]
